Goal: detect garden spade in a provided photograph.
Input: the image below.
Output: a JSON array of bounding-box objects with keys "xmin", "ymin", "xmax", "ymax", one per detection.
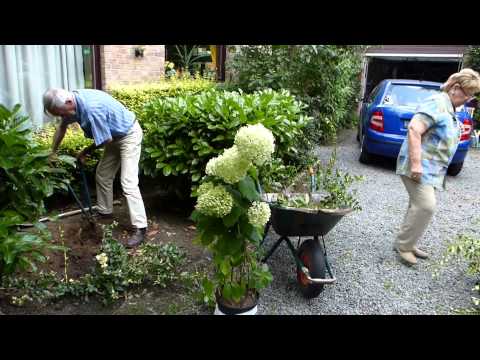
[{"xmin": 66, "ymin": 162, "xmax": 95, "ymax": 228}]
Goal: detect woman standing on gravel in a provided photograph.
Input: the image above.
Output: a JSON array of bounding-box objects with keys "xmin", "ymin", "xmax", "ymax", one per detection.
[{"xmin": 395, "ymin": 68, "xmax": 480, "ymax": 265}]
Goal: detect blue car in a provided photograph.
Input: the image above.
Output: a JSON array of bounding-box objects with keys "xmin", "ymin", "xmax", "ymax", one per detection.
[{"xmin": 358, "ymin": 79, "xmax": 473, "ymax": 176}]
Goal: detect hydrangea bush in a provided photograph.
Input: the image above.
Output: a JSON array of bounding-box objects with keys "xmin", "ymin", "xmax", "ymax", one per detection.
[{"xmin": 191, "ymin": 123, "xmax": 274, "ymax": 306}]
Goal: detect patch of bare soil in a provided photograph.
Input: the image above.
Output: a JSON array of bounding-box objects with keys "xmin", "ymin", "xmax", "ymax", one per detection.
[{"xmin": 0, "ymin": 187, "xmax": 212, "ymax": 315}]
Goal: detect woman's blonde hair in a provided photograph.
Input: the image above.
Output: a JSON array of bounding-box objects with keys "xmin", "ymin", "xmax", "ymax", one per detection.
[{"xmin": 441, "ymin": 68, "xmax": 480, "ymax": 95}]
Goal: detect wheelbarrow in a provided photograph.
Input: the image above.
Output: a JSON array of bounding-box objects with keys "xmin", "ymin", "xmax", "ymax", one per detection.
[{"xmin": 260, "ymin": 194, "xmax": 352, "ymax": 299}]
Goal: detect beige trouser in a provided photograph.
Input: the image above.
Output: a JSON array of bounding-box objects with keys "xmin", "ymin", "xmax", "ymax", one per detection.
[
  {"xmin": 95, "ymin": 121, "xmax": 148, "ymax": 229},
  {"xmin": 395, "ymin": 175, "xmax": 436, "ymax": 252}
]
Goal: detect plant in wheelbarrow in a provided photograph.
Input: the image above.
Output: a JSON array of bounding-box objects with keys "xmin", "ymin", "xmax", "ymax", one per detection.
[
  {"xmin": 267, "ymin": 149, "xmax": 363, "ymax": 299},
  {"xmin": 191, "ymin": 123, "xmax": 275, "ymax": 315}
]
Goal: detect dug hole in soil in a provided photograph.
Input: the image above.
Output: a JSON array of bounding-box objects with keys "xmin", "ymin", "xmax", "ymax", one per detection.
[{"xmin": 0, "ymin": 181, "xmax": 212, "ymax": 315}]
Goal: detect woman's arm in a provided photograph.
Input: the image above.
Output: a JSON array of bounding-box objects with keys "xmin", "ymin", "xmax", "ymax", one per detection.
[{"xmin": 407, "ymin": 117, "xmax": 429, "ymax": 181}]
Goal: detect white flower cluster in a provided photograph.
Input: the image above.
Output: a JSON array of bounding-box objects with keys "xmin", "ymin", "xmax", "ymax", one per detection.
[
  {"xmin": 197, "ymin": 181, "xmax": 215, "ymax": 196},
  {"xmin": 205, "ymin": 145, "xmax": 251, "ymax": 184},
  {"xmin": 205, "ymin": 124, "xmax": 275, "ymax": 184},
  {"xmin": 96, "ymin": 253, "xmax": 109, "ymax": 269},
  {"xmin": 234, "ymin": 123, "xmax": 275, "ymax": 166},
  {"xmin": 247, "ymin": 201, "xmax": 271, "ymax": 228},
  {"xmin": 196, "ymin": 183, "xmax": 234, "ymax": 218}
]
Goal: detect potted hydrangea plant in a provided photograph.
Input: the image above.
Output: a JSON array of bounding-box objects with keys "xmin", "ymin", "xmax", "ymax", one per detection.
[{"xmin": 191, "ymin": 123, "xmax": 275, "ymax": 315}]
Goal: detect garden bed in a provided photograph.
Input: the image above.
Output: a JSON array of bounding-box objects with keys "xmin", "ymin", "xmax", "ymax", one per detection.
[{"xmin": 0, "ymin": 189, "xmax": 212, "ymax": 315}]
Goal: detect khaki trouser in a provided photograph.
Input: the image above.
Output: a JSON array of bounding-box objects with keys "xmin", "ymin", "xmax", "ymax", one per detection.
[
  {"xmin": 395, "ymin": 175, "xmax": 436, "ymax": 252},
  {"xmin": 95, "ymin": 121, "xmax": 148, "ymax": 229}
]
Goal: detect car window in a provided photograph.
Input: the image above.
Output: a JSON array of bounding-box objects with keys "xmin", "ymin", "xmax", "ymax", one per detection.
[
  {"xmin": 382, "ymin": 85, "xmax": 440, "ymax": 107},
  {"xmin": 367, "ymin": 84, "xmax": 381, "ymax": 103}
]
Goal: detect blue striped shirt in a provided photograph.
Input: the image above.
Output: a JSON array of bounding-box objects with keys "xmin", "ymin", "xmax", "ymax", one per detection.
[{"xmin": 64, "ymin": 89, "xmax": 135, "ymax": 146}]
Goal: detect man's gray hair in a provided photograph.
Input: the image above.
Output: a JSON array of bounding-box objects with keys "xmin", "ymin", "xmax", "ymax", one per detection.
[{"xmin": 43, "ymin": 88, "xmax": 74, "ymax": 116}]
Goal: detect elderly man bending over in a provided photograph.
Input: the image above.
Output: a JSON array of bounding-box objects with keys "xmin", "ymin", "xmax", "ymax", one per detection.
[{"xmin": 43, "ymin": 88, "xmax": 148, "ymax": 247}]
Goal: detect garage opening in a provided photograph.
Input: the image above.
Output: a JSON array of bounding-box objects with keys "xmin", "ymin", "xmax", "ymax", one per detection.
[{"xmin": 365, "ymin": 57, "xmax": 461, "ymax": 97}]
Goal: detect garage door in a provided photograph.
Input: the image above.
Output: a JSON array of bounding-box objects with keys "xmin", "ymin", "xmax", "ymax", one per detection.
[{"xmin": 361, "ymin": 45, "xmax": 466, "ymax": 99}]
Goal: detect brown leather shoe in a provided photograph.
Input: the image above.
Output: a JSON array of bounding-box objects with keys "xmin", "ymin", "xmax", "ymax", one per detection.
[
  {"xmin": 393, "ymin": 246, "xmax": 417, "ymax": 265},
  {"xmin": 413, "ymin": 247, "xmax": 429, "ymax": 259},
  {"xmin": 126, "ymin": 228, "xmax": 147, "ymax": 248}
]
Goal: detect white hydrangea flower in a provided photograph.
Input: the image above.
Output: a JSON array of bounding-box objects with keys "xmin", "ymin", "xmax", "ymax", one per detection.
[
  {"xmin": 247, "ymin": 201, "xmax": 271, "ymax": 228},
  {"xmin": 196, "ymin": 184, "xmax": 234, "ymax": 218},
  {"xmin": 205, "ymin": 145, "xmax": 251, "ymax": 184},
  {"xmin": 96, "ymin": 253, "xmax": 108, "ymax": 269},
  {"xmin": 234, "ymin": 123, "xmax": 275, "ymax": 166},
  {"xmin": 197, "ymin": 181, "xmax": 215, "ymax": 196}
]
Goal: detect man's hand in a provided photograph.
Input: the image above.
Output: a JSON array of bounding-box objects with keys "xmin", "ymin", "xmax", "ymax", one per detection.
[
  {"xmin": 410, "ymin": 164, "xmax": 422, "ymax": 183},
  {"xmin": 76, "ymin": 150, "xmax": 88, "ymax": 165},
  {"xmin": 77, "ymin": 142, "xmax": 99, "ymax": 165}
]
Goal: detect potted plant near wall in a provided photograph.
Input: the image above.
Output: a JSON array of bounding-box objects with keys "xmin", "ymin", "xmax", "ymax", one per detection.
[
  {"xmin": 134, "ymin": 45, "xmax": 145, "ymax": 58},
  {"xmin": 191, "ymin": 123, "xmax": 275, "ymax": 315}
]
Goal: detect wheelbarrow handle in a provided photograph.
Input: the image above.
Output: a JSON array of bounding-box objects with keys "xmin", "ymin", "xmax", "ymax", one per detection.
[{"xmin": 301, "ymin": 267, "xmax": 336, "ymax": 285}]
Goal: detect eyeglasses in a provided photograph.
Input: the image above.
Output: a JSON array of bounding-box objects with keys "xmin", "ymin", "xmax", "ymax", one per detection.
[{"xmin": 457, "ymin": 85, "xmax": 476, "ymax": 102}]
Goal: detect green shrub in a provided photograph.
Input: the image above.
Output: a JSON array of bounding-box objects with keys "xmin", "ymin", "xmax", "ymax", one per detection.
[
  {"xmin": 0, "ymin": 219, "xmax": 61, "ymax": 280},
  {"xmin": 0, "ymin": 105, "xmax": 74, "ymax": 220},
  {"xmin": 464, "ymin": 46, "xmax": 480, "ymax": 73},
  {"xmin": 227, "ymin": 45, "xmax": 365, "ymax": 143},
  {"xmin": 0, "ymin": 104, "xmax": 71, "ymax": 279},
  {"xmin": 108, "ymin": 78, "xmax": 215, "ymax": 119},
  {"xmin": 435, "ymin": 234, "xmax": 480, "ymax": 313},
  {"xmin": 464, "ymin": 46, "xmax": 480, "ymax": 126},
  {"xmin": 141, "ymin": 88, "xmax": 311, "ymax": 195}
]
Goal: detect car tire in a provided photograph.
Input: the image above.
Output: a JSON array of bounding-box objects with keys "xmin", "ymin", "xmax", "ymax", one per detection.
[
  {"xmin": 359, "ymin": 133, "xmax": 372, "ymax": 164},
  {"xmin": 447, "ymin": 161, "xmax": 464, "ymax": 176}
]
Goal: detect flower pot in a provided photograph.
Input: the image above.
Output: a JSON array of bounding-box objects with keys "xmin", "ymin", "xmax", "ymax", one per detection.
[
  {"xmin": 214, "ymin": 290, "xmax": 259, "ymax": 315},
  {"xmin": 214, "ymin": 303, "xmax": 258, "ymax": 315}
]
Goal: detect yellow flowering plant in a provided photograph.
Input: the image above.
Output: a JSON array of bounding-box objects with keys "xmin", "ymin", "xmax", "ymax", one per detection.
[
  {"xmin": 191, "ymin": 124, "xmax": 275, "ymax": 307},
  {"xmin": 165, "ymin": 61, "xmax": 177, "ymax": 78}
]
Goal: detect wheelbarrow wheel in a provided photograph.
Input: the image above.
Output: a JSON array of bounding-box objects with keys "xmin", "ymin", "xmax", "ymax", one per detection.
[{"xmin": 296, "ymin": 239, "xmax": 326, "ymax": 299}]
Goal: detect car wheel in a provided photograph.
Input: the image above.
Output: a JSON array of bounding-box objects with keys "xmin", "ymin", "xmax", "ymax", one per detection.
[
  {"xmin": 359, "ymin": 133, "xmax": 372, "ymax": 164},
  {"xmin": 447, "ymin": 161, "xmax": 464, "ymax": 176}
]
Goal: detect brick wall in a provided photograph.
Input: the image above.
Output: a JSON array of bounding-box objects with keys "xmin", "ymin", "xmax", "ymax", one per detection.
[{"xmin": 100, "ymin": 45, "xmax": 165, "ymax": 89}]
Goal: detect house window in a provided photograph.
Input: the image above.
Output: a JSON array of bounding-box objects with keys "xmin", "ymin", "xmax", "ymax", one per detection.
[
  {"xmin": 82, "ymin": 45, "xmax": 95, "ymax": 89},
  {"xmin": 0, "ymin": 45, "xmax": 91, "ymax": 128},
  {"xmin": 165, "ymin": 45, "xmax": 225, "ymax": 80}
]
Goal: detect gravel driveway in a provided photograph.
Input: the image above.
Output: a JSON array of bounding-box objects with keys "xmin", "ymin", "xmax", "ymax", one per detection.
[{"xmin": 259, "ymin": 128, "xmax": 480, "ymax": 315}]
